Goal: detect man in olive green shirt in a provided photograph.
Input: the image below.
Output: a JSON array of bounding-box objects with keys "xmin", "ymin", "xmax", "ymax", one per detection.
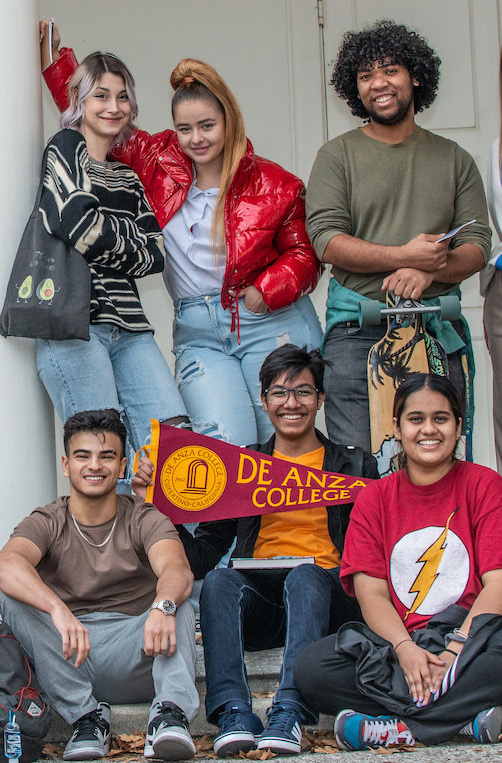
[{"xmin": 306, "ymin": 20, "xmax": 491, "ymax": 460}]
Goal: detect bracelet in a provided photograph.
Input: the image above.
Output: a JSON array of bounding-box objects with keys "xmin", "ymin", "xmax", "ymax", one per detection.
[
  {"xmin": 445, "ymin": 629, "xmax": 468, "ymax": 645},
  {"xmin": 454, "ymin": 628, "xmax": 469, "ymax": 640},
  {"xmin": 443, "ymin": 648, "xmax": 459, "ymax": 657},
  {"xmin": 393, "ymin": 638, "xmax": 413, "ymax": 651}
]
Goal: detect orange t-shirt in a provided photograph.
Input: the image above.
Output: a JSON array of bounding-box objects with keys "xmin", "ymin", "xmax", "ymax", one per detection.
[{"xmin": 252, "ymin": 447, "xmax": 341, "ymax": 569}]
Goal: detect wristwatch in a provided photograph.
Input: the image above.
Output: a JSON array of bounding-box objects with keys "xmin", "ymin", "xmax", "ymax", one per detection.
[{"xmin": 150, "ymin": 599, "xmax": 177, "ymax": 616}]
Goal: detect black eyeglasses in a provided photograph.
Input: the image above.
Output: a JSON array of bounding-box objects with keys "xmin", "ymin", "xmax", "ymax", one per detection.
[{"xmin": 264, "ymin": 385, "xmax": 319, "ymax": 404}]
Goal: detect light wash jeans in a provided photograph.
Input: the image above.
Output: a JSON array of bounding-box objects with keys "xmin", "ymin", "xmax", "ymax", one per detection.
[
  {"xmin": 36, "ymin": 324, "xmax": 187, "ymax": 483},
  {"xmin": 173, "ymin": 293, "xmax": 322, "ymax": 446}
]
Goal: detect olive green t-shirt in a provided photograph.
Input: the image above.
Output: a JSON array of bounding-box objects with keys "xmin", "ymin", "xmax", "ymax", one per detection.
[
  {"xmin": 306, "ymin": 126, "xmax": 491, "ymax": 301},
  {"xmin": 11, "ymin": 495, "xmax": 180, "ymax": 616}
]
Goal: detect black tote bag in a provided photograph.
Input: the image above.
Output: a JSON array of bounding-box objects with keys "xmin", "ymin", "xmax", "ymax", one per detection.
[{"xmin": 0, "ymin": 146, "xmax": 91, "ymax": 340}]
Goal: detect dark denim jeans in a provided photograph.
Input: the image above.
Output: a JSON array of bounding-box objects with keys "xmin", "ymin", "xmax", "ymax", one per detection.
[
  {"xmin": 323, "ymin": 321, "xmax": 467, "ymax": 453},
  {"xmin": 199, "ymin": 564, "xmax": 361, "ymax": 725}
]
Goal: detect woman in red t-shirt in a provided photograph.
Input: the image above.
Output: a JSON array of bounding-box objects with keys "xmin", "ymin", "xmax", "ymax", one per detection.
[{"xmin": 294, "ymin": 373, "xmax": 502, "ymax": 751}]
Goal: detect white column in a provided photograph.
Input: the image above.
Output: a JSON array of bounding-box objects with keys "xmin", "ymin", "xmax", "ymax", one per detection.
[{"xmin": 0, "ymin": 0, "xmax": 56, "ymax": 545}]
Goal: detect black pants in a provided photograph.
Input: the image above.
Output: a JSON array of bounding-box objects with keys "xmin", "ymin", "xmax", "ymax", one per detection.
[{"xmin": 294, "ymin": 623, "xmax": 502, "ymax": 745}]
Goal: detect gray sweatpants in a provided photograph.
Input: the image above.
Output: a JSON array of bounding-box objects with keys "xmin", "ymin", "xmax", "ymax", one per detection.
[{"xmin": 0, "ymin": 593, "xmax": 199, "ymax": 726}]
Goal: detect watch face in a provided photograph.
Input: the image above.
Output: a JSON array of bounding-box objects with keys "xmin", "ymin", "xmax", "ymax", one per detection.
[{"xmin": 161, "ymin": 600, "xmax": 176, "ymax": 615}]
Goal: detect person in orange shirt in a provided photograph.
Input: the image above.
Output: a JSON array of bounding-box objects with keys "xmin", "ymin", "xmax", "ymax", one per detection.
[{"xmin": 133, "ymin": 344, "xmax": 378, "ymax": 756}]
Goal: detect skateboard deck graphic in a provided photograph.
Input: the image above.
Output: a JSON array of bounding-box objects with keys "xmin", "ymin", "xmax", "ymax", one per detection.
[{"xmin": 361, "ymin": 293, "xmax": 458, "ymax": 476}]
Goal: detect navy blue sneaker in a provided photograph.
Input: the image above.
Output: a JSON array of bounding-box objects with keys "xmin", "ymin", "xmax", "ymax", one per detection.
[
  {"xmin": 335, "ymin": 710, "xmax": 415, "ymax": 751},
  {"xmin": 257, "ymin": 704, "xmax": 303, "ymax": 755},
  {"xmin": 214, "ymin": 704, "xmax": 264, "ymax": 758},
  {"xmin": 460, "ymin": 706, "xmax": 502, "ymax": 743}
]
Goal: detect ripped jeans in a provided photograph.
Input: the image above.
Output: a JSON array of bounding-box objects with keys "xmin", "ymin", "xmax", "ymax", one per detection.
[{"xmin": 173, "ymin": 293, "xmax": 322, "ymax": 445}]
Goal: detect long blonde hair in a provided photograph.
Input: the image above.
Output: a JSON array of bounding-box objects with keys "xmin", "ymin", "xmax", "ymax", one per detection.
[{"xmin": 170, "ymin": 58, "xmax": 247, "ymax": 252}]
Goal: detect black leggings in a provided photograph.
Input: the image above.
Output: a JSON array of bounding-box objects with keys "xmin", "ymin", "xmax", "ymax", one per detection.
[{"xmin": 294, "ymin": 631, "xmax": 502, "ymax": 745}]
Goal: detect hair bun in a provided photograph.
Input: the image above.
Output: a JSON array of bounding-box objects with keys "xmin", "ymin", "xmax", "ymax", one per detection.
[
  {"xmin": 170, "ymin": 59, "xmax": 197, "ymax": 91},
  {"xmin": 170, "ymin": 57, "xmax": 217, "ymax": 91}
]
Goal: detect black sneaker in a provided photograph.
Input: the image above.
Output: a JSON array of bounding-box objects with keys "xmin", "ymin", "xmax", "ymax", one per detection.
[
  {"xmin": 214, "ymin": 704, "xmax": 264, "ymax": 757},
  {"xmin": 63, "ymin": 702, "xmax": 111, "ymax": 761},
  {"xmin": 145, "ymin": 701, "xmax": 195, "ymax": 760}
]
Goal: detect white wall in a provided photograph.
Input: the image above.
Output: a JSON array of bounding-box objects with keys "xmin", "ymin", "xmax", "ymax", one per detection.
[{"xmin": 0, "ymin": 0, "xmax": 56, "ymax": 546}]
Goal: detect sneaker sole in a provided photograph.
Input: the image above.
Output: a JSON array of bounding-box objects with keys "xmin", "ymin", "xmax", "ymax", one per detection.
[
  {"xmin": 257, "ymin": 737, "xmax": 302, "ymax": 755},
  {"xmin": 214, "ymin": 731, "xmax": 258, "ymax": 758},
  {"xmin": 152, "ymin": 730, "xmax": 196, "ymax": 760},
  {"xmin": 63, "ymin": 746, "xmax": 109, "ymax": 761}
]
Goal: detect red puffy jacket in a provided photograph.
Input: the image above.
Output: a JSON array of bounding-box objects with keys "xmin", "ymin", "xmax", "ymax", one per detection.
[{"xmin": 44, "ymin": 49, "xmax": 322, "ymax": 313}]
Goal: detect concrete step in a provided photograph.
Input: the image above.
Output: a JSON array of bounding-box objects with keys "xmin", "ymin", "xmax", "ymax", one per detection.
[{"xmin": 47, "ymin": 646, "xmax": 335, "ymax": 743}]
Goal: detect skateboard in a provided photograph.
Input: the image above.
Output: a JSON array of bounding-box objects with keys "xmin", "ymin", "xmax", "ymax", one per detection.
[{"xmin": 359, "ymin": 292, "xmax": 461, "ymax": 476}]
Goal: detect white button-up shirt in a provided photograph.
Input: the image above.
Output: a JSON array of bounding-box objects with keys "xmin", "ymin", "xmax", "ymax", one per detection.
[{"xmin": 162, "ymin": 181, "xmax": 225, "ymax": 301}]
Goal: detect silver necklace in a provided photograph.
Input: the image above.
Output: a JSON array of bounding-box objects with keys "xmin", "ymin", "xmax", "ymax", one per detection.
[{"xmin": 71, "ymin": 513, "xmax": 118, "ymax": 548}]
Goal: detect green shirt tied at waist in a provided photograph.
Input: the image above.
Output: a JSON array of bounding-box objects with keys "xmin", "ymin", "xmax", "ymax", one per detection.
[{"xmin": 306, "ymin": 126, "xmax": 492, "ymax": 303}]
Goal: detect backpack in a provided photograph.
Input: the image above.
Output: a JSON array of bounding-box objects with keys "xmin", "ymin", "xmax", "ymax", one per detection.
[{"xmin": 0, "ymin": 622, "xmax": 51, "ymax": 763}]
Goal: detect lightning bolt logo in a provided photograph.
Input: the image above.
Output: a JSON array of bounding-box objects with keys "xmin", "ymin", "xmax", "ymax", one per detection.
[{"xmin": 404, "ymin": 508, "xmax": 458, "ymax": 620}]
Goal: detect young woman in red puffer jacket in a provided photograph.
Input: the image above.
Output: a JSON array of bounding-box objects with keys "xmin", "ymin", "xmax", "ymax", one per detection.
[{"xmin": 41, "ymin": 23, "xmax": 323, "ymax": 445}]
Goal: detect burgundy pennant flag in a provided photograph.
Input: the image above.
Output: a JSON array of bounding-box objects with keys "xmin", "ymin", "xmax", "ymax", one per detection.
[{"xmin": 136, "ymin": 421, "xmax": 374, "ymax": 524}]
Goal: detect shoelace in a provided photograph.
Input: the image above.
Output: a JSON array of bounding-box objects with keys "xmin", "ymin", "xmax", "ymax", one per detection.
[
  {"xmin": 151, "ymin": 702, "xmax": 188, "ymax": 731},
  {"xmin": 265, "ymin": 707, "xmax": 299, "ymax": 731},
  {"xmin": 363, "ymin": 718, "xmax": 413, "ymax": 747},
  {"xmin": 219, "ymin": 706, "xmax": 251, "ymax": 732},
  {"xmin": 459, "ymin": 721, "xmax": 474, "ymax": 737},
  {"xmin": 74, "ymin": 710, "xmax": 108, "ymax": 738}
]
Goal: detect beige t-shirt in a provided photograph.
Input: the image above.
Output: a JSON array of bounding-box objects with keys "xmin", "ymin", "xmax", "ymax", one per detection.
[{"xmin": 11, "ymin": 495, "xmax": 180, "ymax": 616}]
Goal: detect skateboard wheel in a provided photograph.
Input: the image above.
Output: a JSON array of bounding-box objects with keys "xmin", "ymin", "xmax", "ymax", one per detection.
[
  {"xmin": 358, "ymin": 300, "xmax": 382, "ymax": 326},
  {"xmin": 438, "ymin": 295, "xmax": 461, "ymax": 322}
]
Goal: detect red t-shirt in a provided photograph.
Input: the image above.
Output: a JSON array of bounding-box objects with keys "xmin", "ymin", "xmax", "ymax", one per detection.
[{"xmin": 341, "ymin": 461, "xmax": 502, "ymax": 633}]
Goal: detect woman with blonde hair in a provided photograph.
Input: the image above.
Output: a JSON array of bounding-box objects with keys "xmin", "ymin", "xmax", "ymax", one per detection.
[
  {"xmin": 35, "ymin": 44, "xmax": 189, "ymax": 488},
  {"xmin": 42, "ymin": 26, "xmax": 322, "ymax": 446}
]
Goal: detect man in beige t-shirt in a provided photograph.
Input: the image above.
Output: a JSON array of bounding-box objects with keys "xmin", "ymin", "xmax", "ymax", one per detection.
[{"xmin": 0, "ymin": 409, "xmax": 197, "ymax": 762}]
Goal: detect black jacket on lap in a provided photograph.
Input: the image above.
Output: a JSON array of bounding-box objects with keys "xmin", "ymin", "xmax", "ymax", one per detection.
[{"xmin": 177, "ymin": 430, "xmax": 378, "ymax": 579}]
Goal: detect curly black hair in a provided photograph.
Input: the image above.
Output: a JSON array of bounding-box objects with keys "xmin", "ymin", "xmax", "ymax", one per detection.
[{"xmin": 331, "ymin": 20, "xmax": 441, "ymax": 119}]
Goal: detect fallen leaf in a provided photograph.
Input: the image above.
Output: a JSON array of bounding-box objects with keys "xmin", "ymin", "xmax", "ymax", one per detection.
[
  {"xmin": 196, "ymin": 735, "xmax": 216, "ymax": 752},
  {"xmin": 194, "ymin": 753, "xmax": 218, "ymax": 760},
  {"xmin": 42, "ymin": 743, "xmax": 64, "ymax": 759},
  {"xmin": 312, "ymin": 745, "xmax": 339, "ymax": 754},
  {"xmin": 242, "ymin": 749, "xmax": 277, "ymax": 760},
  {"xmin": 250, "ymin": 691, "xmax": 275, "ymax": 698}
]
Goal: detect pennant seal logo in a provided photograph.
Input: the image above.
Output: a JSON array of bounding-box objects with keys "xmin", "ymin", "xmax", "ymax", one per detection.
[{"xmin": 160, "ymin": 446, "xmax": 227, "ymax": 510}]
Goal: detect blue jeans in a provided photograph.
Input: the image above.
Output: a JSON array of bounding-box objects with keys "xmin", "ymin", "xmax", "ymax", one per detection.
[
  {"xmin": 199, "ymin": 564, "xmax": 361, "ymax": 724},
  {"xmin": 173, "ymin": 294, "xmax": 322, "ymax": 446},
  {"xmin": 323, "ymin": 321, "xmax": 467, "ymax": 454},
  {"xmin": 37, "ymin": 324, "xmax": 187, "ymax": 481}
]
